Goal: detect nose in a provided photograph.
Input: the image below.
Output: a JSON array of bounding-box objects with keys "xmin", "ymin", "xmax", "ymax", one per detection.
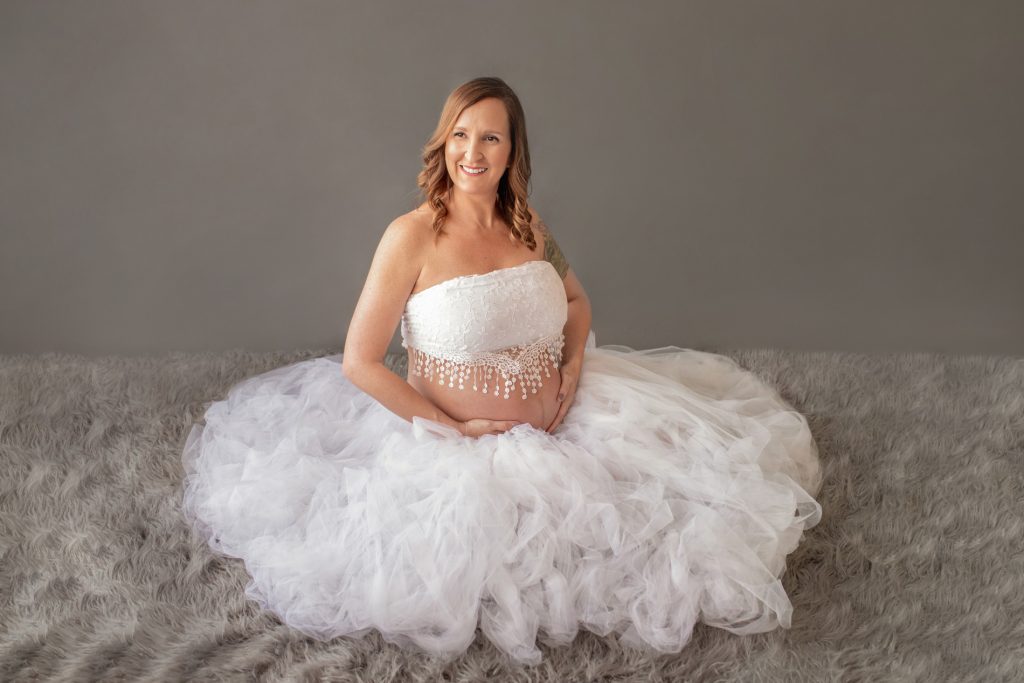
[{"xmin": 463, "ymin": 138, "xmax": 483, "ymax": 163}]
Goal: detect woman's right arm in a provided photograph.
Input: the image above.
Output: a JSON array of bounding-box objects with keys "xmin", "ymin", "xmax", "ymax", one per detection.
[{"xmin": 341, "ymin": 217, "xmax": 466, "ymax": 433}]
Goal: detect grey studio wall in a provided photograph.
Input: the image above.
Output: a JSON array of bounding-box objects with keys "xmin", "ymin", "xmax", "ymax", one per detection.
[{"xmin": 1, "ymin": 0, "xmax": 1021, "ymax": 357}]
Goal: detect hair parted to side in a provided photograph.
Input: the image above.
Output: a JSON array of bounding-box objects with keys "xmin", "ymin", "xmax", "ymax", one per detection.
[{"xmin": 416, "ymin": 77, "xmax": 537, "ymax": 250}]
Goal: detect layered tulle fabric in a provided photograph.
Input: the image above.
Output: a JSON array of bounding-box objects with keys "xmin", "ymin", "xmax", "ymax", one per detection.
[{"xmin": 180, "ymin": 334, "xmax": 823, "ymax": 664}]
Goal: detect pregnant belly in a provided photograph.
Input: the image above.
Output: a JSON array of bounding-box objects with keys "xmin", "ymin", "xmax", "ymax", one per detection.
[{"xmin": 408, "ymin": 358, "xmax": 562, "ymax": 431}]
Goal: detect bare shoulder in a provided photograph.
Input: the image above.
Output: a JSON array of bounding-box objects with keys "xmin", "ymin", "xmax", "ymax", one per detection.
[
  {"xmin": 527, "ymin": 205, "xmax": 549, "ymax": 253},
  {"xmin": 387, "ymin": 205, "xmax": 433, "ymax": 241},
  {"xmin": 357, "ymin": 211, "xmax": 432, "ymax": 302},
  {"xmin": 527, "ymin": 205, "xmax": 569, "ymax": 279},
  {"xmin": 527, "ymin": 205, "xmax": 546, "ymax": 233},
  {"xmin": 378, "ymin": 208, "xmax": 432, "ymax": 261}
]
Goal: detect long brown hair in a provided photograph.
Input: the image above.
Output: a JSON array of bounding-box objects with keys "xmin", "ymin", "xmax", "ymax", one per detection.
[{"xmin": 416, "ymin": 77, "xmax": 536, "ymax": 250}]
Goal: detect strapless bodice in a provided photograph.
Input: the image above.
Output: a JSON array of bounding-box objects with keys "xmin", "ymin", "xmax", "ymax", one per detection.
[{"xmin": 400, "ymin": 260, "xmax": 568, "ymax": 399}]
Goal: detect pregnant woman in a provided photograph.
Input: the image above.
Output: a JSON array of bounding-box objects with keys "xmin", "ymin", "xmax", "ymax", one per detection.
[{"xmin": 180, "ymin": 76, "xmax": 824, "ymax": 665}]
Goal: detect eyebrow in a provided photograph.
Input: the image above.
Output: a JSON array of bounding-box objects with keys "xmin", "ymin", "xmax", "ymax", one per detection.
[{"xmin": 453, "ymin": 126, "xmax": 504, "ymax": 136}]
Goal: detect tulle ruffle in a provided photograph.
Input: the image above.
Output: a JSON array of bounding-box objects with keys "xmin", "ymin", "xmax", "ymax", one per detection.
[{"xmin": 180, "ymin": 337, "xmax": 822, "ymax": 664}]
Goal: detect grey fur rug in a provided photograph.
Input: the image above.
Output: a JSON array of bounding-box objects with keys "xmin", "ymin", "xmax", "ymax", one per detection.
[{"xmin": 2, "ymin": 346, "xmax": 1022, "ymax": 682}]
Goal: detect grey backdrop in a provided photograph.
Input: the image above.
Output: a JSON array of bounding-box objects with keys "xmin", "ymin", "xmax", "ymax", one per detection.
[{"xmin": 2, "ymin": 0, "xmax": 1021, "ymax": 357}]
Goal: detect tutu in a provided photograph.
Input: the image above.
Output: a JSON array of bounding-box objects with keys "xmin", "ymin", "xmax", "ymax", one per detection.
[{"xmin": 180, "ymin": 330, "xmax": 823, "ymax": 664}]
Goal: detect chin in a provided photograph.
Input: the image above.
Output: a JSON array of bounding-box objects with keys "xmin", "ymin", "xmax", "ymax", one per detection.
[
  {"xmin": 451, "ymin": 180, "xmax": 493, "ymax": 195},
  {"xmin": 459, "ymin": 184, "xmax": 496, "ymax": 195}
]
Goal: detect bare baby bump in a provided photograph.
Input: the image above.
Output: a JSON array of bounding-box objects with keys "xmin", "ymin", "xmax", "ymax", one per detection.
[{"xmin": 409, "ymin": 360, "xmax": 562, "ymax": 432}]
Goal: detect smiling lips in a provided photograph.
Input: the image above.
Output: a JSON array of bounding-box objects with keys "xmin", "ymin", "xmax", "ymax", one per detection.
[{"xmin": 460, "ymin": 165, "xmax": 487, "ymax": 176}]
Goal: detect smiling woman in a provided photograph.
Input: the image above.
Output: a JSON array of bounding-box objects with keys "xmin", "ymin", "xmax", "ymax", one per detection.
[
  {"xmin": 181, "ymin": 76, "xmax": 824, "ymax": 666},
  {"xmin": 391, "ymin": 85, "xmax": 583, "ymax": 434}
]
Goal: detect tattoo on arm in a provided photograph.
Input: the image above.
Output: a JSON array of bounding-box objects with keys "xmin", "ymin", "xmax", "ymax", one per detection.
[{"xmin": 538, "ymin": 220, "xmax": 569, "ymax": 279}]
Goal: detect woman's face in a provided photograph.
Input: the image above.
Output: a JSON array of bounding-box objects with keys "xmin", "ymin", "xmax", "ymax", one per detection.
[{"xmin": 444, "ymin": 97, "xmax": 512, "ymax": 197}]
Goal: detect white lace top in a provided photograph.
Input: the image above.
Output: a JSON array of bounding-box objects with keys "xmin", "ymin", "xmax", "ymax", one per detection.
[{"xmin": 400, "ymin": 260, "xmax": 568, "ymax": 399}]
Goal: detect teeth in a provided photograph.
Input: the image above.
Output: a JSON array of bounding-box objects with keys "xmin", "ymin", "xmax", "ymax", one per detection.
[{"xmin": 462, "ymin": 166, "xmax": 486, "ymax": 174}]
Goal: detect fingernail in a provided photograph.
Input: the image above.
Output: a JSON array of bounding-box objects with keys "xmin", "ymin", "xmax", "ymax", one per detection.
[{"xmin": 558, "ymin": 394, "xmax": 565, "ymax": 401}]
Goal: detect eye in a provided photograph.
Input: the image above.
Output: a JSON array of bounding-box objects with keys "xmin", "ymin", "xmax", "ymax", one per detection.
[{"xmin": 453, "ymin": 131, "xmax": 500, "ymax": 141}]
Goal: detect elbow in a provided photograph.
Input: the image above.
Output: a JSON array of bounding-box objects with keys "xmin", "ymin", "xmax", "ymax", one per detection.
[
  {"xmin": 340, "ymin": 355, "xmax": 362, "ymax": 383},
  {"xmin": 341, "ymin": 354, "xmax": 384, "ymax": 387}
]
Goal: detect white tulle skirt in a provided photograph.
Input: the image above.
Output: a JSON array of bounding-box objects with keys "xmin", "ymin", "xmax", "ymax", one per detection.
[{"xmin": 180, "ymin": 333, "xmax": 823, "ymax": 664}]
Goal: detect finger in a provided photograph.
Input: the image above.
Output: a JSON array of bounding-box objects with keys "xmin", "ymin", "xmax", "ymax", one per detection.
[
  {"xmin": 556, "ymin": 377, "xmax": 570, "ymax": 402},
  {"xmin": 547, "ymin": 403, "xmax": 568, "ymax": 433},
  {"xmin": 550, "ymin": 388, "xmax": 577, "ymax": 432}
]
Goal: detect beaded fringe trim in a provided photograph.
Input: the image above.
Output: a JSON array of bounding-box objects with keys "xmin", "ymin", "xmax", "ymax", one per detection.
[{"xmin": 407, "ymin": 333, "xmax": 565, "ymax": 399}]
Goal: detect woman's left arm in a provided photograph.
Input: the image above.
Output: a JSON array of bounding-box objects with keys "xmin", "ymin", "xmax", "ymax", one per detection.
[
  {"xmin": 547, "ymin": 267, "xmax": 591, "ymax": 432},
  {"xmin": 560, "ymin": 268, "xmax": 591, "ymax": 369}
]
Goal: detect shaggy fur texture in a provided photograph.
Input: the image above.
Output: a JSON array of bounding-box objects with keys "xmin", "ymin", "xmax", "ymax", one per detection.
[{"xmin": 1, "ymin": 346, "xmax": 1021, "ymax": 682}]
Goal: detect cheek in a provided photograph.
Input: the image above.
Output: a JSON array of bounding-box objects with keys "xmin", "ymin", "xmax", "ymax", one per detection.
[{"xmin": 446, "ymin": 143, "xmax": 463, "ymax": 166}]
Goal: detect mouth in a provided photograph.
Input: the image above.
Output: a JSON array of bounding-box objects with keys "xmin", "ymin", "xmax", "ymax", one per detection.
[{"xmin": 460, "ymin": 165, "xmax": 488, "ymax": 176}]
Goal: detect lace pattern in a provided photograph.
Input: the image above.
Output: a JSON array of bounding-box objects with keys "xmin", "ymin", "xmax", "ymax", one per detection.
[
  {"xmin": 400, "ymin": 260, "xmax": 569, "ymax": 399},
  {"xmin": 408, "ymin": 332, "xmax": 564, "ymax": 399}
]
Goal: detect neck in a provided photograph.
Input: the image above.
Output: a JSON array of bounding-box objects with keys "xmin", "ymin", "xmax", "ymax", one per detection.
[{"xmin": 447, "ymin": 188, "xmax": 501, "ymax": 231}]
